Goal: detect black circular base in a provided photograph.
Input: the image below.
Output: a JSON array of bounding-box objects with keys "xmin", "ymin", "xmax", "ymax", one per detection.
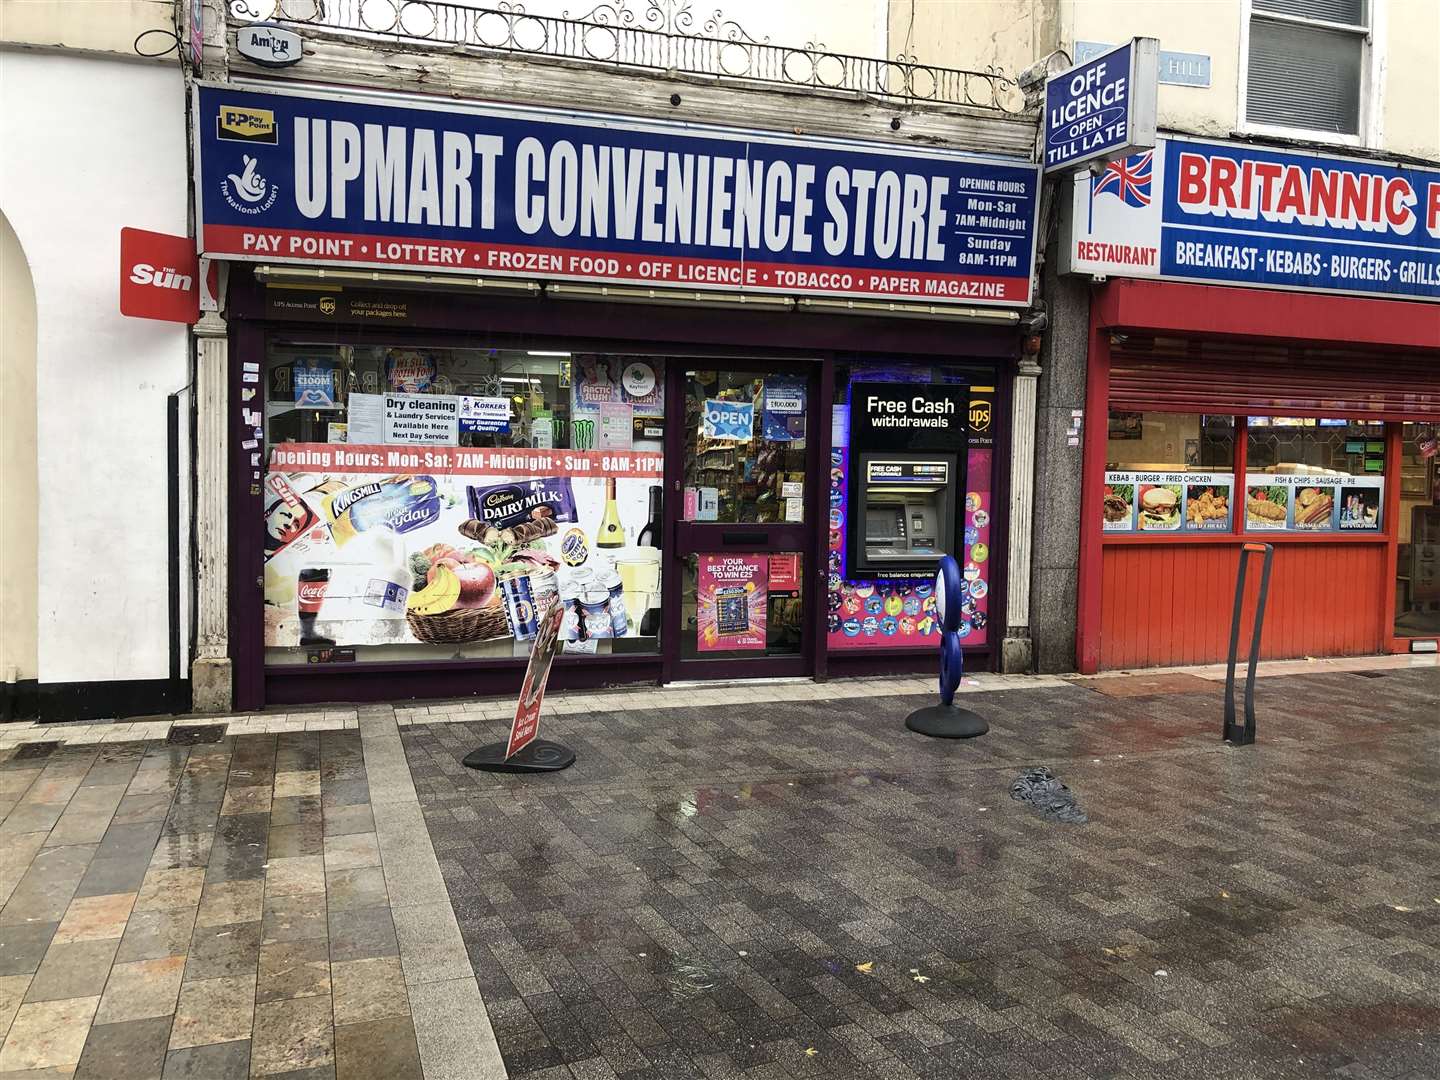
[
  {"xmin": 905, "ymin": 704, "xmax": 988, "ymax": 739},
  {"xmin": 463, "ymin": 739, "xmax": 577, "ymax": 773}
]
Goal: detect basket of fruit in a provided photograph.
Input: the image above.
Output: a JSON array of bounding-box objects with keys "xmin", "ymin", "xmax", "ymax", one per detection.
[{"xmin": 404, "ymin": 535, "xmax": 559, "ymax": 644}]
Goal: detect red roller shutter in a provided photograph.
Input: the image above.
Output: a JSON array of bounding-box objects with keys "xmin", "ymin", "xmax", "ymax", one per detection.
[{"xmin": 1108, "ymin": 334, "xmax": 1440, "ymax": 419}]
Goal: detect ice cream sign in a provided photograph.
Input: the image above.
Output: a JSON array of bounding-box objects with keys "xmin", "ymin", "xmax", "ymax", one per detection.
[{"xmin": 1044, "ymin": 38, "xmax": 1158, "ymax": 174}]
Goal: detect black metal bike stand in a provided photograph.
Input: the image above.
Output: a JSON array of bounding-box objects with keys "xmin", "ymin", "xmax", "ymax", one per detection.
[
  {"xmin": 1223, "ymin": 542, "xmax": 1274, "ymax": 746},
  {"xmin": 463, "ymin": 740, "xmax": 577, "ymax": 773}
]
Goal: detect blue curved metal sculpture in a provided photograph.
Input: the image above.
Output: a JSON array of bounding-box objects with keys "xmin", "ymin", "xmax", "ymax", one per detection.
[{"xmin": 906, "ymin": 555, "xmax": 988, "ymax": 739}]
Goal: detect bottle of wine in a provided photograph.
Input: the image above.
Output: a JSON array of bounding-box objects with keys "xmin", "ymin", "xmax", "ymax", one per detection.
[
  {"xmin": 636, "ymin": 485, "xmax": 662, "ymax": 549},
  {"xmin": 596, "ymin": 476, "xmax": 625, "ymax": 548}
]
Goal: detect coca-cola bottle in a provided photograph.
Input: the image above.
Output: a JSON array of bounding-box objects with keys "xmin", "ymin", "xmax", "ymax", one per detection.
[{"xmin": 297, "ymin": 567, "xmax": 334, "ymax": 646}]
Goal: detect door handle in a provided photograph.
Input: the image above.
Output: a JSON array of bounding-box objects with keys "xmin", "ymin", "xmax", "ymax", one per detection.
[{"xmin": 721, "ymin": 530, "xmax": 768, "ymax": 545}]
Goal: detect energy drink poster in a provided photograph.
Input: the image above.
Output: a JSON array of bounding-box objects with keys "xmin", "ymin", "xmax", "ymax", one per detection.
[
  {"xmin": 262, "ymin": 444, "xmax": 662, "ymax": 658},
  {"xmin": 697, "ymin": 555, "xmax": 768, "ymax": 652}
]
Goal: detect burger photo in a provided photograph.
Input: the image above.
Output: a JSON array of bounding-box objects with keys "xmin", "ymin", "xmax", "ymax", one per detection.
[{"xmin": 1137, "ymin": 486, "xmax": 1181, "ymax": 530}]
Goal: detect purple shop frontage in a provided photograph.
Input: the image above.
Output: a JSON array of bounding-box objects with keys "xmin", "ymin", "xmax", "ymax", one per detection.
[{"xmin": 200, "ymin": 82, "xmax": 1039, "ymax": 709}]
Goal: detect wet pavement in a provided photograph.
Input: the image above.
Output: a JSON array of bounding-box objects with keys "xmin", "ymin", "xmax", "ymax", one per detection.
[
  {"xmin": 0, "ymin": 728, "xmax": 436, "ymax": 1079},
  {"xmin": 399, "ymin": 667, "xmax": 1440, "ymax": 1080},
  {"xmin": 0, "ymin": 665, "xmax": 1436, "ymax": 1079}
]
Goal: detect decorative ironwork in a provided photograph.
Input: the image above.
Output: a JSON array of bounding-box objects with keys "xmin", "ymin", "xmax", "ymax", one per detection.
[{"xmin": 227, "ymin": 0, "xmax": 1023, "ymax": 113}]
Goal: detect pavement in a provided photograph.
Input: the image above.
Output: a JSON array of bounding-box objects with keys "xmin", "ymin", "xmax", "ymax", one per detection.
[{"xmin": 0, "ymin": 658, "xmax": 1437, "ymax": 1079}]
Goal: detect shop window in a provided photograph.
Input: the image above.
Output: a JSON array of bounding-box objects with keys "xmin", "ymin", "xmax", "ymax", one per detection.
[
  {"xmin": 1244, "ymin": 0, "xmax": 1369, "ymax": 142},
  {"xmin": 1396, "ymin": 423, "xmax": 1440, "ymax": 639},
  {"xmin": 1103, "ymin": 413, "xmax": 1236, "ymax": 534},
  {"xmin": 1243, "ymin": 417, "xmax": 1386, "ymax": 532},
  {"xmin": 260, "ymin": 342, "xmax": 666, "ymax": 666}
]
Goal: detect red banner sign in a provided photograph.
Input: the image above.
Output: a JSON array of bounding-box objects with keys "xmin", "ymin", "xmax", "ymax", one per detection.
[
  {"xmin": 268, "ymin": 443, "xmax": 662, "ymax": 478},
  {"xmin": 120, "ymin": 228, "xmax": 199, "ymax": 324}
]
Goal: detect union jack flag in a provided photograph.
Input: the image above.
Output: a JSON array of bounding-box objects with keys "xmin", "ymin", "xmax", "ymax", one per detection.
[{"xmin": 1091, "ymin": 150, "xmax": 1153, "ymax": 207}]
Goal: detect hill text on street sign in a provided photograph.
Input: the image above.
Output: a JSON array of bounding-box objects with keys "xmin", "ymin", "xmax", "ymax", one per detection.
[{"xmin": 1044, "ymin": 38, "xmax": 1158, "ymax": 174}]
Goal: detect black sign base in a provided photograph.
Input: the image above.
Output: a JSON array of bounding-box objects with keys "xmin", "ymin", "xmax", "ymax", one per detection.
[
  {"xmin": 905, "ymin": 704, "xmax": 988, "ymax": 739},
  {"xmin": 463, "ymin": 739, "xmax": 577, "ymax": 773}
]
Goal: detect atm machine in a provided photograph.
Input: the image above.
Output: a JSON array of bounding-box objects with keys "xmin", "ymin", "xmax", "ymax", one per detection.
[
  {"xmin": 853, "ymin": 455, "xmax": 956, "ymax": 576},
  {"xmin": 846, "ymin": 381, "xmax": 967, "ymax": 582}
]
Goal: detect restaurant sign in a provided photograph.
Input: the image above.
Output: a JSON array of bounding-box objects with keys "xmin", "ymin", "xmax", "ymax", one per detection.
[
  {"xmin": 1061, "ymin": 136, "xmax": 1440, "ymax": 302},
  {"xmin": 194, "ymin": 83, "xmax": 1040, "ymax": 306}
]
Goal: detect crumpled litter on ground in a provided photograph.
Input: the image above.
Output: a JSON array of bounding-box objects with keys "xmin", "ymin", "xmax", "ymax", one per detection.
[{"xmin": 1009, "ymin": 766, "xmax": 1088, "ymax": 824}]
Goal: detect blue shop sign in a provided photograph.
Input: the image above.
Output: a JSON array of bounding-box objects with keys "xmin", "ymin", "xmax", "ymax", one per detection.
[
  {"xmin": 195, "ymin": 83, "xmax": 1040, "ymax": 307},
  {"xmin": 1044, "ymin": 38, "xmax": 1158, "ymax": 174},
  {"xmin": 1062, "ymin": 136, "xmax": 1440, "ymax": 302}
]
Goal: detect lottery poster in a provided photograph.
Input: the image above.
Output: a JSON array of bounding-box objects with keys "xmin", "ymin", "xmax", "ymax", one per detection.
[{"xmin": 697, "ymin": 554, "xmax": 768, "ymax": 651}]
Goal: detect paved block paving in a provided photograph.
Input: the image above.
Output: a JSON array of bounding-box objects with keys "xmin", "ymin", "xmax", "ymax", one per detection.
[
  {"xmin": 400, "ymin": 667, "xmax": 1440, "ymax": 1080},
  {"xmin": 0, "ymin": 731, "xmax": 426, "ymax": 1080},
  {"xmin": 1, "ymin": 664, "xmax": 1437, "ymax": 1079}
]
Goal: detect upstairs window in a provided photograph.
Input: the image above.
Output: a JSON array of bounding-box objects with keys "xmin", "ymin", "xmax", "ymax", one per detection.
[{"xmin": 1245, "ymin": 0, "xmax": 1369, "ymax": 139}]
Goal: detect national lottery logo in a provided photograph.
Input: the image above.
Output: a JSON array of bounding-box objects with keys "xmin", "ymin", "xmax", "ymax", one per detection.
[{"xmin": 222, "ymin": 154, "xmax": 279, "ymax": 215}]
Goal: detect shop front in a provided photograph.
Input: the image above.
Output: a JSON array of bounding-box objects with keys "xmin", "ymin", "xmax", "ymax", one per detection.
[
  {"xmin": 1062, "ymin": 137, "xmax": 1440, "ymax": 672},
  {"xmin": 196, "ymin": 82, "xmax": 1039, "ymax": 708}
]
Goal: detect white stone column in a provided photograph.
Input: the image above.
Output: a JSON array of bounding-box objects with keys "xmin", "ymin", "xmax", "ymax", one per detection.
[
  {"xmin": 1000, "ymin": 356, "xmax": 1042, "ymax": 673},
  {"xmin": 190, "ymin": 311, "xmax": 232, "ymax": 711}
]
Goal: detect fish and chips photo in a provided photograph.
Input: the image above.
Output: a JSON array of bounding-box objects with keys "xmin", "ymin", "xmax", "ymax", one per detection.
[{"xmin": 1246, "ymin": 484, "xmax": 1290, "ymax": 528}]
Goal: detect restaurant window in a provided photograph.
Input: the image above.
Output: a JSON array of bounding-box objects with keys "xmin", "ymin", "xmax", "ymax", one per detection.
[
  {"xmin": 1243, "ymin": 417, "xmax": 1385, "ymax": 532},
  {"xmin": 1396, "ymin": 423, "xmax": 1440, "ymax": 639},
  {"xmin": 1102, "ymin": 412, "xmax": 1236, "ymax": 533},
  {"xmin": 1245, "ymin": 0, "xmax": 1368, "ymax": 140},
  {"xmin": 260, "ymin": 342, "xmax": 665, "ymax": 665}
]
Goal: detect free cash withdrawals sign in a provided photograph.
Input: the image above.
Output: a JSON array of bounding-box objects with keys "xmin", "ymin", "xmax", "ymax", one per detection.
[
  {"xmin": 194, "ymin": 83, "xmax": 1040, "ymax": 306},
  {"xmin": 1043, "ymin": 38, "xmax": 1158, "ymax": 174},
  {"xmin": 1060, "ymin": 136, "xmax": 1440, "ymax": 302}
]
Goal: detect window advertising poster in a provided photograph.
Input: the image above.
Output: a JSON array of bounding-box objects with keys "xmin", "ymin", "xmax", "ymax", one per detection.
[
  {"xmin": 293, "ymin": 358, "xmax": 337, "ymax": 407},
  {"xmin": 384, "ymin": 349, "xmax": 437, "ymax": 392},
  {"xmin": 598, "ymin": 402, "xmax": 634, "ymax": 449},
  {"xmin": 762, "ymin": 377, "xmax": 807, "ymax": 441},
  {"xmin": 1101, "ymin": 472, "xmax": 1233, "ymax": 533},
  {"xmin": 1244, "ymin": 474, "xmax": 1383, "ymax": 532},
  {"xmin": 697, "ymin": 554, "xmax": 768, "ymax": 651},
  {"xmin": 262, "ymin": 444, "xmax": 663, "ymax": 659}
]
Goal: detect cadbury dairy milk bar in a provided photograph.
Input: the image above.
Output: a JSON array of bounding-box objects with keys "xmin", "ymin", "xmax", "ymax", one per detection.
[{"xmin": 467, "ymin": 478, "xmax": 578, "ymax": 531}]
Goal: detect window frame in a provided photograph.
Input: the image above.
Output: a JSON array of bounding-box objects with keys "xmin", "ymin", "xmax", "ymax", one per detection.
[{"xmin": 1236, "ymin": 0, "xmax": 1385, "ymax": 149}]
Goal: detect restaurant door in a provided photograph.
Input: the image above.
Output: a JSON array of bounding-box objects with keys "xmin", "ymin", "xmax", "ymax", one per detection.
[{"xmin": 662, "ymin": 362, "xmax": 821, "ymax": 680}]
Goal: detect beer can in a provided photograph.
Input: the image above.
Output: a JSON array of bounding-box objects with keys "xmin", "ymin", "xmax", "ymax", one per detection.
[
  {"xmin": 597, "ymin": 566, "xmax": 627, "ymax": 637},
  {"xmin": 579, "ymin": 588, "xmax": 613, "ymax": 639},
  {"xmin": 499, "ymin": 572, "xmax": 539, "ymax": 640},
  {"xmin": 529, "ymin": 567, "xmax": 558, "ymax": 608},
  {"xmin": 557, "ymin": 581, "xmax": 584, "ymax": 642}
]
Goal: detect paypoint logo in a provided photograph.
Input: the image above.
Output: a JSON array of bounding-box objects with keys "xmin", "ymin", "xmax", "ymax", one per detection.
[
  {"xmin": 217, "ymin": 105, "xmax": 276, "ymax": 144},
  {"xmin": 969, "ymin": 400, "xmax": 992, "ymax": 432}
]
